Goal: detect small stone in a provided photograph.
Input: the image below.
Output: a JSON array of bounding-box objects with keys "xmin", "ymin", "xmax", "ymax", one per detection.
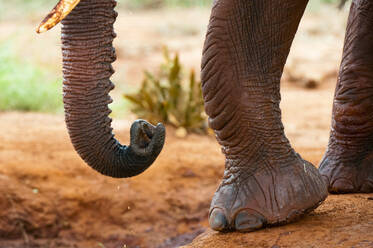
[
  {"xmin": 303, "ymin": 79, "xmax": 318, "ymax": 89},
  {"xmin": 175, "ymin": 127, "xmax": 187, "ymax": 138},
  {"xmin": 182, "ymin": 169, "xmax": 197, "ymax": 178}
]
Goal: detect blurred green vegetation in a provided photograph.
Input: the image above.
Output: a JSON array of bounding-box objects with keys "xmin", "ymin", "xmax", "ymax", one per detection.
[
  {"xmin": 0, "ymin": 41, "xmax": 128, "ymax": 115},
  {"xmin": 0, "ymin": 0, "xmax": 346, "ymax": 114},
  {"xmin": 124, "ymin": 48, "xmax": 207, "ymax": 134},
  {"xmin": 0, "ymin": 0, "xmax": 50, "ymax": 21},
  {"xmin": 0, "ymin": 42, "xmax": 63, "ymax": 113}
]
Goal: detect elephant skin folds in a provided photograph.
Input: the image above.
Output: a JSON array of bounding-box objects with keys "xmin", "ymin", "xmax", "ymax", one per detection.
[
  {"xmin": 319, "ymin": 0, "xmax": 373, "ymax": 194},
  {"xmin": 2, "ymin": 3, "xmax": 373, "ymax": 248},
  {"xmin": 202, "ymin": 0, "xmax": 327, "ymax": 232}
]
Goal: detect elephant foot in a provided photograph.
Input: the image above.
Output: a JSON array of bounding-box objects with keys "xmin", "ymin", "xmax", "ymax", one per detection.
[
  {"xmin": 318, "ymin": 0, "xmax": 373, "ymax": 194},
  {"xmin": 319, "ymin": 149, "xmax": 373, "ymax": 193},
  {"xmin": 209, "ymin": 155, "xmax": 328, "ymax": 232}
]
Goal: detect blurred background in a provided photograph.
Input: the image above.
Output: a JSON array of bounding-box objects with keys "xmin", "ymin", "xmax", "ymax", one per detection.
[
  {"xmin": 0, "ymin": 1, "xmax": 353, "ymax": 248},
  {"xmin": 0, "ymin": 0, "xmax": 348, "ymax": 116}
]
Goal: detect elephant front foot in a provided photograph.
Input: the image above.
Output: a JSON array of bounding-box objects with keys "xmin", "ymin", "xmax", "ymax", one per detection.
[
  {"xmin": 319, "ymin": 150, "xmax": 373, "ymax": 193},
  {"xmin": 209, "ymin": 156, "xmax": 328, "ymax": 232}
]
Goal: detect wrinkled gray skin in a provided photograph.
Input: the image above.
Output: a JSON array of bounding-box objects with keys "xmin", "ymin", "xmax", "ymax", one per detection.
[
  {"xmin": 61, "ymin": 0, "xmax": 165, "ymax": 178},
  {"xmin": 203, "ymin": 0, "xmax": 373, "ymax": 232},
  {"xmin": 44, "ymin": 0, "xmax": 372, "ymax": 234}
]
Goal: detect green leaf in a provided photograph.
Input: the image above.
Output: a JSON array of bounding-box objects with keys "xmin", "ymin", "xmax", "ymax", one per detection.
[{"xmin": 123, "ymin": 46, "xmax": 207, "ymax": 134}]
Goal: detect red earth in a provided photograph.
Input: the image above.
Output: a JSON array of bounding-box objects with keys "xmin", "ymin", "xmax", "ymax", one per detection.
[{"xmin": 1, "ymin": 4, "xmax": 372, "ymax": 248}]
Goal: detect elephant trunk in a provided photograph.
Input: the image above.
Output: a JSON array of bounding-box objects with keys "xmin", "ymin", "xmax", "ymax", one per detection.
[{"xmin": 60, "ymin": 0, "xmax": 165, "ymax": 178}]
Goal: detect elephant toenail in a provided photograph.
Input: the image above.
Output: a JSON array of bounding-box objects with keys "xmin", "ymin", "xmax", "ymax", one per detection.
[
  {"xmin": 330, "ymin": 178, "xmax": 354, "ymax": 193},
  {"xmin": 209, "ymin": 208, "xmax": 228, "ymax": 231},
  {"xmin": 235, "ymin": 211, "xmax": 264, "ymax": 232}
]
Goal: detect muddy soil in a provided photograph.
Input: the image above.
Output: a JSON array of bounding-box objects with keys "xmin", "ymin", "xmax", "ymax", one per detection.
[{"xmin": 1, "ymin": 4, "xmax": 372, "ymax": 248}]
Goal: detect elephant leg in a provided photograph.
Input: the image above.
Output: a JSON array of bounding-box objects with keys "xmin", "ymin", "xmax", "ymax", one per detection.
[
  {"xmin": 202, "ymin": 0, "xmax": 327, "ymax": 232},
  {"xmin": 319, "ymin": 0, "xmax": 373, "ymax": 193}
]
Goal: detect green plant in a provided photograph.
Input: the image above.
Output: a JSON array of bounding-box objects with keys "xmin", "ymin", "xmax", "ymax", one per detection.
[
  {"xmin": 124, "ymin": 48, "xmax": 207, "ymax": 134},
  {"xmin": 0, "ymin": 42, "xmax": 62, "ymax": 113}
]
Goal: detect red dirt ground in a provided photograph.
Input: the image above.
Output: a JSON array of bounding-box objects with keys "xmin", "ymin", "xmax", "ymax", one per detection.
[
  {"xmin": 0, "ymin": 113, "xmax": 218, "ymax": 248},
  {"xmin": 184, "ymin": 195, "xmax": 373, "ymax": 248},
  {"xmin": 1, "ymin": 82, "xmax": 373, "ymax": 248},
  {"xmin": 1, "ymin": 4, "xmax": 372, "ymax": 248}
]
